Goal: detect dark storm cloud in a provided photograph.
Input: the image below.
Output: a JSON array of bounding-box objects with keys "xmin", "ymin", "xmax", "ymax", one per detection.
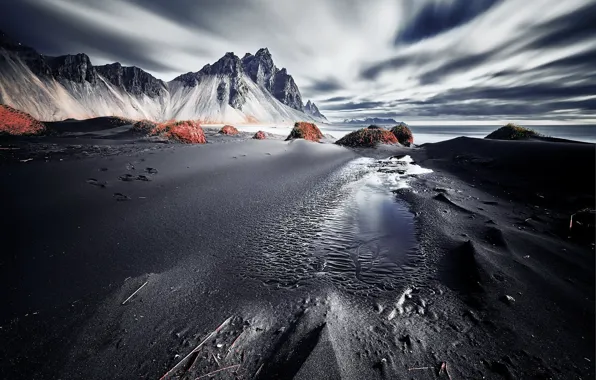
[
  {"xmin": 417, "ymin": 51, "xmax": 494, "ymax": 85},
  {"xmin": 395, "ymin": 0, "xmax": 501, "ymax": 44},
  {"xmin": 527, "ymin": 1, "xmax": 596, "ymax": 49},
  {"xmin": 0, "ymin": 1, "xmax": 180, "ymax": 72},
  {"xmin": 303, "ymin": 78, "xmax": 344, "ymax": 93},
  {"xmin": 322, "ymin": 101, "xmax": 386, "ymax": 111},
  {"xmin": 538, "ymin": 48, "xmax": 596, "ymax": 71},
  {"xmin": 360, "ymin": 56, "xmax": 417, "ymax": 81},
  {"xmin": 128, "ymin": 0, "xmax": 252, "ymax": 33},
  {"xmin": 322, "ymin": 96, "xmax": 351, "ymax": 102},
  {"xmin": 428, "ymin": 82, "xmax": 596, "ymax": 104}
]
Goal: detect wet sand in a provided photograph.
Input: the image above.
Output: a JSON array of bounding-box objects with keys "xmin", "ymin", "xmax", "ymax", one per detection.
[{"xmin": 0, "ymin": 127, "xmax": 594, "ymax": 379}]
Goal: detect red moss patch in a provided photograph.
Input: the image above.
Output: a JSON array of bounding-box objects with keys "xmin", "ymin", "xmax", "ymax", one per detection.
[
  {"xmin": 285, "ymin": 122, "xmax": 324, "ymax": 142},
  {"xmin": 219, "ymin": 125, "xmax": 239, "ymax": 135},
  {"xmin": 253, "ymin": 131, "xmax": 267, "ymax": 140},
  {"xmin": 0, "ymin": 105, "xmax": 45, "ymax": 135},
  {"xmin": 390, "ymin": 123, "xmax": 414, "ymax": 146},
  {"xmin": 151, "ymin": 120, "xmax": 207, "ymax": 144},
  {"xmin": 335, "ymin": 126, "xmax": 398, "ymax": 148}
]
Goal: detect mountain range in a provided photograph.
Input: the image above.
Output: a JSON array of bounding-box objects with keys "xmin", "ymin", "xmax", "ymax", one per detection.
[
  {"xmin": 0, "ymin": 31, "xmax": 327, "ymax": 124},
  {"xmin": 342, "ymin": 117, "xmax": 398, "ymax": 125}
]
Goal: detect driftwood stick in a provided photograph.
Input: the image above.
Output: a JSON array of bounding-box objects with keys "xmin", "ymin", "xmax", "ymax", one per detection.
[
  {"xmin": 195, "ymin": 364, "xmax": 240, "ymax": 379},
  {"xmin": 121, "ymin": 281, "xmax": 148, "ymax": 305},
  {"xmin": 159, "ymin": 316, "xmax": 233, "ymax": 379},
  {"xmin": 408, "ymin": 366, "xmax": 432, "ymax": 371},
  {"xmin": 226, "ymin": 330, "xmax": 245, "ymax": 357}
]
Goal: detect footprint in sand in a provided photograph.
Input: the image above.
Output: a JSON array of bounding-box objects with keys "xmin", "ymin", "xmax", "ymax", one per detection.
[
  {"xmin": 86, "ymin": 178, "xmax": 107, "ymax": 188},
  {"xmin": 136, "ymin": 175, "xmax": 151, "ymax": 182},
  {"xmin": 113, "ymin": 193, "xmax": 131, "ymax": 201},
  {"xmin": 145, "ymin": 167, "xmax": 158, "ymax": 174},
  {"xmin": 119, "ymin": 174, "xmax": 136, "ymax": 182}
]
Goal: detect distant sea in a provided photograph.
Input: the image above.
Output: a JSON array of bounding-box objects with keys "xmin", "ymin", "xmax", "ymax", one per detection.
[{"xmin": 320, "ymin": 124, "xmax": 596, "ymax": 144}]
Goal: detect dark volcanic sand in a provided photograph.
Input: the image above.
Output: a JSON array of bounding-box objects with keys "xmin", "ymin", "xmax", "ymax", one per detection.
[{"xmin": 0, "ymin": 127, "xmax": 594, "ymax": 379}]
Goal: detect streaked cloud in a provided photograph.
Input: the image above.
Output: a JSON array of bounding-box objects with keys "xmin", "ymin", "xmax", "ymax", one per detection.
[{"xmin": 0, "ymin": 0, "xmax": 594, "ymax": 122}]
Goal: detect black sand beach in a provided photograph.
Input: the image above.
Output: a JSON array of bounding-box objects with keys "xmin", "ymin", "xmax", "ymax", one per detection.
[{"xmin": 0, "ymin": 123, "xmax": 594, "ymax": 379}]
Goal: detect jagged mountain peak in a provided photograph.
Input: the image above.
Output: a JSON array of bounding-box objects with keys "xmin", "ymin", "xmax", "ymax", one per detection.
[
  {"xmin": 45, "ymin": 53, "xmax": 98, "ymax": 84},
  {"xmin": 199, "ymin": 52, "xmax": 243, "ymax": 76},
  {"xmin": 255, "ymin": 47, "xmax": 271, "ymax": 57},
  {"xmin": 0, "ymin": 34, "xmax": 327, "ymax": 123},
  {"xmin": 304, "ymin": 100, "xmax": 327, "ymax": 121}
]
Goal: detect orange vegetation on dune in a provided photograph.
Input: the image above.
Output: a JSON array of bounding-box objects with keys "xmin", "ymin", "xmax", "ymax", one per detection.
[
  {"xmin": 253, "ymin": 131, "xmax": 267, "ymax": 140},
  {"xmin": 0, "ymin": 105, "xmax": 46, "ymax": 135},
  {"xmin": 285, "ymin": 122, "xmax": 324, "ymax": 142},
  {"xmin": 335, "ymin": 126, "xmax": 398, "ymax": 147},
  {"xmin": 219, "ymin": 125, "xmax": 239, "ymax": 135},
  {"xmin": 152, "ymin": 120, "xmax": 207, "ymax": 144},
  {"xmin": 130, "ymin": 119, "xmax": 207, "ymax": 143},
  {"xmin": 390, "ymin": 123, "xmax": 414, "ymax": 146}
]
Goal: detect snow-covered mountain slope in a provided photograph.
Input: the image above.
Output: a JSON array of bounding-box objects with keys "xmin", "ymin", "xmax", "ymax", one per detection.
[
  {"xmin": 167, "ymin": 74, "xmax": 314, "ymax": 123},
  {"xmin": 0, "ymin": 31, "xmax": 327, "ymax": 124}
]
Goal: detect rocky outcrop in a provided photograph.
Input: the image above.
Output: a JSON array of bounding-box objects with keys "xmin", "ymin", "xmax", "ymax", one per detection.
[
  {"xmin": 286, "ymin": 122, "xmax": 324, "ymax": 142},
  {"xmin": 304, "ymin": 100, "xmax": 327, "ymax": 121},
  {"xmin": 485, "ymin": 123, "xmax": 540, "ymax": 140},
  {"xmin": 335, "ymin": 125, "xmax": 398, "ymax": 147},
  {"xmin": 242, "ymin": 48, "xmax": 304, "ymax": 111},
  {"xmin": 390, "ymin": 123, "xmax": 414, "ymax": 146},
  {"xmin": 219, "ymin": 125, "xmax": 239, "ymax": 135},
  {"xmin": 96, "ymin": 63, "xmax": 167, "ymax": 97},
  {"xmin": 241, "ymin": 48, "xmax": 276, "ymax": 90},
  {"xmin": 0, "ymin": 104, "xmax": 45, "ymax": 135},
  {"xmin": 253, "ymin": 131, "xmax": 267, "ymax": 140},
  {"xmin": 271, "ymin": 68, "xmax": 303, "ymax": 111},
  {"xmin": 46, "ymin": 54, "xmax": 98, "ymax": 84}
]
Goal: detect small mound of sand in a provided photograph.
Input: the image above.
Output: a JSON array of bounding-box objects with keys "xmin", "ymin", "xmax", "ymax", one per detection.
[
  {"xmin": 0, "ymin": 105, "xmax": 46, "ymax": 135},
  {"xmin": 335, "ymin": 125, "xmax": 398, "ymax": 147},
  {"xmin": 286, "ymin": 122, "xmax": 324, "ymax": 142},
  {"xmin": 390, "ymin": 123, "xmax": 413, "ymax": 147},
  {"xmin": 485, "ymin": 123, "xmax": 539, "ymax": 140},
  {"xmin": 219, "ymin": 125, "xmax": 239, "ymax": 135},
  {"xmin": 151, "ymin": 120, "xmax": 207, "ymax": 144},
  {"xmin": 131, "ymin": 119, "xmax": 158, "ymax": 132},
  {"xmin": 253, "ymin": 131, "xmax": 267, "ymax": 140}
]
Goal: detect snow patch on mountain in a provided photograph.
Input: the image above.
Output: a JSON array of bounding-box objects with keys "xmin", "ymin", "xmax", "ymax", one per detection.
[{"xmin": 0, "ymin": 31, "xmax": 328, "ymax": 124}]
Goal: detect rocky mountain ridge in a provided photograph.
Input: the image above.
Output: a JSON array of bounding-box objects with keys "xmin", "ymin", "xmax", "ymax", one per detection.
[
  {"xmin": 0, "ymin": 30, "xmax": 327, "ymax": 123},
  {"xmin": 342, "ymin": 117, "xmax": 398, "ymax": 125}
]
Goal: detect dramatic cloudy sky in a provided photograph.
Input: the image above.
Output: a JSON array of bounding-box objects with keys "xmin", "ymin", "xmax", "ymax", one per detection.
[{"xmin": 1, "ymin": 0, "xmax": 595, "ymax": 123}]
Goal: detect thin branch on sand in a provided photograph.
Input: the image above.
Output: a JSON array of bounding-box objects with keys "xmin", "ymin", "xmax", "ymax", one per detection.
[
  {"xmin": 438, "ymin": 362, "xmax": 452, "ymax": 379},
  {"xmin": 195, "ymin": 364, "xmax": 240, "ymax": 379},
  {"xmin": 254, "ymin": 363, "xmax": 264, "ymax": 378},
  {"xmin": 159, "ymin": 316, "xmax": 233, "ymax": 380},
  {"xmin": 446, "ymin": 362, "xmax": 453, "ymax": 380},
  {"xmin": 408, "ymin": 366, "xmax": 432, "ymax": 371},
  {"xmin": 121, "ymin": 281, "xmax": 148, "ymax": 305},
  {"xmin": 226, "ymin": 330, "xmax": 245, "ymax": 358},
  {"xmin": 211, "ymin": 352, "xmax": 221, "ymax": 367}
]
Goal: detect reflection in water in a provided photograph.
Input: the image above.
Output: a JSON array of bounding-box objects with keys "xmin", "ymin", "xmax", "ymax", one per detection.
[
  {"xmin": 312, "ymin": 159, "xmax": 421, "ymax": 290},
  {"xmin": 248, "ymin": 156, "xmax": 433, "ymax": 294}
]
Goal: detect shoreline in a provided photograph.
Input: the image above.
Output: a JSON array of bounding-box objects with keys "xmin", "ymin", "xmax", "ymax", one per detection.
[{"xmin": 1, "ymin": 131, "xmax": 594, "ymax": 379}]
